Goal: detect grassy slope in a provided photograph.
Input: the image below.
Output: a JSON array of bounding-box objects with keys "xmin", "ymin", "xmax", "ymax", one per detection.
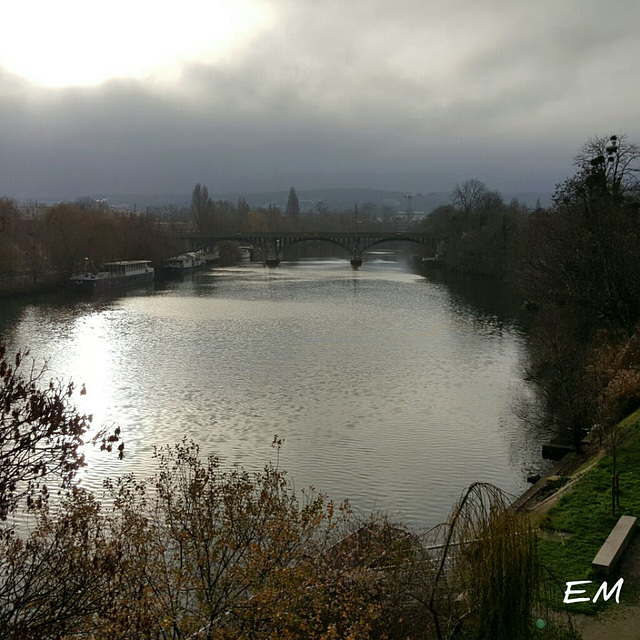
[{"xmin": 538, "ymin": 409, "xmax": 640, "ymax": 614}]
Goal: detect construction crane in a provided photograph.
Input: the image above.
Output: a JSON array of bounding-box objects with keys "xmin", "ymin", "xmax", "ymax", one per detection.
[{"xmin": 402, "ymin": 193, "xmax": 422, "ymax": 220}]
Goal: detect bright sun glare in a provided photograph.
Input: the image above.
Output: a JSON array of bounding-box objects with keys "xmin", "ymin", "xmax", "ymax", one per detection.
[{"xmin": 1, "ymin": 0, "xmax": 274, "ymax": 88}]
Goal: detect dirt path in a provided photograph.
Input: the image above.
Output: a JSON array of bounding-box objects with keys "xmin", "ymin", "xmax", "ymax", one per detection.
[
  {"xmin": 573, "ymin": 536, "xmax": 640, "ymax": 640},
  {"xmin": 575, "ymin": 603, "xmax": 640, "ymax": 640}
]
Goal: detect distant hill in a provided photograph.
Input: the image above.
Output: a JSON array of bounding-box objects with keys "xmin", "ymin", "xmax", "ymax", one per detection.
[
  {"xmin": 213, "ymin": 189, "xmax": 553, "ymax": 213},
  {"xmin": 28, "ymin": 188, "xmax": 553, "ymax": 213}
]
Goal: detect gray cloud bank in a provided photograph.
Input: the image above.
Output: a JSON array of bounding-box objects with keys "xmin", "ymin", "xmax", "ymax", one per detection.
[{"xmin": 1, "ymin": 0, "xmax": 639, "ymax": 200}]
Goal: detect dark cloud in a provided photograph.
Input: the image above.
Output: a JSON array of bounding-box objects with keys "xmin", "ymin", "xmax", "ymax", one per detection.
[{"xmin": 1, "ymin": 0, "xmax": 639, "ymax": 199}]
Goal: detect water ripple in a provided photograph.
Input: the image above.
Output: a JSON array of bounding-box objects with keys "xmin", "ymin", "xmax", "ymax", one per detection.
[{"xmin": 1, "ymin": 260, "xmax": 550, "ymax": 528}]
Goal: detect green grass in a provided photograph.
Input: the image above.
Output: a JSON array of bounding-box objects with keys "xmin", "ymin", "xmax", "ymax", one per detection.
[{"xmin": 537, "ymin": 409, "xmax": 640, "ymax": 614}]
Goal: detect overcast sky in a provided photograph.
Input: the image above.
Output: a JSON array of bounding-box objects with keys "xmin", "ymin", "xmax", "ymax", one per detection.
[{"xmin": 1, "ymin": 0, "xmax": 638, "ymax": 200}]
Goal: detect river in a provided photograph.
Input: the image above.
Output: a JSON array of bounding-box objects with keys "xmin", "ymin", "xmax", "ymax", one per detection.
[{"xmin": 0, "ymin": 255, "xmax": 550, "ymax": 529}]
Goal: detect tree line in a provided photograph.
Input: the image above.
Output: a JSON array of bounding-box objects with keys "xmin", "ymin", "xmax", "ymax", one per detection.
[
  {"xmin": 520, "ymin": 135, "xmax": 640, "ymax": 468},
  {"xmin": 0, "ymin": 185, "xmax": 410, "ymax": 290},
  {"xmin": 0, "ymin": 198, "xmax": 182, "ymax": 285},
  {"xmin": 188, "ymin": 183, "xmax": 416, "ymax": 234},
  {"xmin": 419, "ymin": 178, "xmax": 531, "ymax": 278},
  {"xmin": 425, "ymin": 135, "xmax": 640, "ymax": 469}
]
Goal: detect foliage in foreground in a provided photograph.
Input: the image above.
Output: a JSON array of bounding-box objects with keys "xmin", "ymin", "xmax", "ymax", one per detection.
[
  {"xmin": 0, "ymin": 343, "xmax": 579, "ymax": 638},
  {"xmin": 418, "ymin": 483, "xmax": 576, "ymax": 640},
  {"xmin": 0, "ymin": 343, "xmax": 123, "ymax": 522},
  {"xmin": 1, "ymin": 439, "xmax": 397, "ymax": 639},
  {"xmin": 0, "ymin": 441, "xmax": 579, "ymax": 639}
]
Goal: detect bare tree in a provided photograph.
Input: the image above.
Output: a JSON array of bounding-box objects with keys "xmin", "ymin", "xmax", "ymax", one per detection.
[
  {"xmin": 0, "ymin": 344, "xmax": 123, "ymax": 523},
  {"xmin": 573, "ymin": 133, "xmax": 640, "ymax": 197},
  {"xmin": 451, "ymin": 178, "xmax": 489, "ymax": 216}
]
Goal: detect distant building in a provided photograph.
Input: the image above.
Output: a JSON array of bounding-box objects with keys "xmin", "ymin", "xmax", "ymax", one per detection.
[
  {"xmin": 262, "ymin": 201, "xmax": 283, "ymax": 210},
  {"xmin": 394, "ymin": 211, "xmax": 427, "ymax": 220},
  {"xmin": 298, "ymin": 200, "xmax": 315, "ymax": 213}
]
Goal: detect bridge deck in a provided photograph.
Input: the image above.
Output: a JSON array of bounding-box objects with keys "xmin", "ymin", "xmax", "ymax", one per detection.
[{"xmin": 175, "ymin": 231, "xmax": 443, "ymax": 260}]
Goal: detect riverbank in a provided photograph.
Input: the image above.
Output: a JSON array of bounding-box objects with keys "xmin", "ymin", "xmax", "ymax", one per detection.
[
  {"xmin": 0, "ymin": 271, "xmax": 66, "ymax": 298},
  {"xmin": 0, "ymin": 264, "xmax": 183, "ymax": 299},
  {"xmin": 518, "ymin": 408, "xmax": 640, "ymax": 625}
]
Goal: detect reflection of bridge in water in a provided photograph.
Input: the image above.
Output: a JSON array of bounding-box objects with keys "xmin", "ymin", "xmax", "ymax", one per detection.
[{"xmin": 178, "ymin": 231, "xmax": 443, "ymax": 266}]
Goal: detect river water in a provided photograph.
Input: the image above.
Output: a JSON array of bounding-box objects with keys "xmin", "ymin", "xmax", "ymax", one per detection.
[{"xmin": 0, "ymin": 255, "xmax": 549, "ymax": 529}]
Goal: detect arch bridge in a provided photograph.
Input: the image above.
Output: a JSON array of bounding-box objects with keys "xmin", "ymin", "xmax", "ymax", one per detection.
[{"xmin": 178, "ymin": 231, "xmax": 442, "ymax": 264}]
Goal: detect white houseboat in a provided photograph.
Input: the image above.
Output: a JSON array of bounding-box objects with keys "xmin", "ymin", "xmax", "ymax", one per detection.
[
  {"xmin": 69, "ymin": 260, "xmax": 154, "ymax": 292},
  {"xmin": 163, "ymin": 252, "xmax": 207, "ymax": 276}
]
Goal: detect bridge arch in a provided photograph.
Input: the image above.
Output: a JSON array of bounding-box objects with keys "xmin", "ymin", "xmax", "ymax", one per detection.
[
  {"xmin": 360, "ymin": 236, "xmax": 436, "ymax": 254},
  {"xmin": 278, "ymin": 236, "xmax": 353, "ymax": 258}
]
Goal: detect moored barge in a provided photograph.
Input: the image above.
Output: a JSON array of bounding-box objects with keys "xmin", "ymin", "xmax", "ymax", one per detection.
[
  {"xmin": 163, "ymin": 252, "xmax": 207, "ymax": 276},
  {"xmin": 69, "ymin": 260, "xmax": 154, "ymax": 292}
]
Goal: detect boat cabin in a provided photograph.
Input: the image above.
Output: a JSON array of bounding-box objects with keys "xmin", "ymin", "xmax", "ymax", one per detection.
[
  {"xmin": 166, "ymin": 255, "xmax": 194, "ymax": 269},
  {"xmin": 103, "ymin": 261, "xmax": 153, "ymax": 275}
]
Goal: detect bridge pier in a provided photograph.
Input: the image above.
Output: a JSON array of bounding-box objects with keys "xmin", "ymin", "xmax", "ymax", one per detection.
[
  {"xmin": 350, "ymin": 250, "xmax": 362, "ymax": 267},
  {"xmin": 265, "ymin": 241, "xmax": 280, "ymax": 267}
]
